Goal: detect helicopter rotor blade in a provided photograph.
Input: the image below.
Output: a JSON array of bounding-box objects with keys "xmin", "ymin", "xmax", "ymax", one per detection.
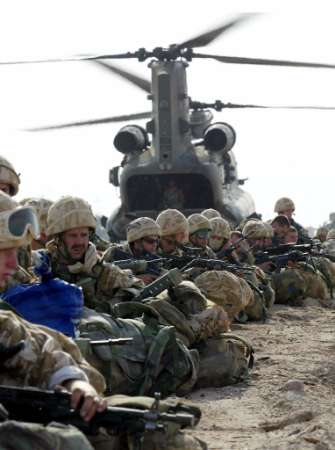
[
  {"xmin": 217, "ymin": 102, "xmax": 335, "ymax": 110},
  {"xmin": 26, "ymin": 112, "xmax": 152, "ymax": 131},
  {"xmin": 177, "ymin": 14, "xmax": 255, "ymax": 49},
  {"xmin": 0, "ymin": 52, "xmax": 138, "ymax": 65},
  {"xmin": 193, "ymin": 52, "xmax": 335, "ymax": 69},
  {"xmin": 91, "ymin": 61, "xmax": 151, "ymax": 93}
]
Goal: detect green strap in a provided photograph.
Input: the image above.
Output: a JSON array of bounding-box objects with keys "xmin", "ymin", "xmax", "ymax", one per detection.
[{"xmin": 138, "ymin": 326, "xmax": 175, "ymax": 395}]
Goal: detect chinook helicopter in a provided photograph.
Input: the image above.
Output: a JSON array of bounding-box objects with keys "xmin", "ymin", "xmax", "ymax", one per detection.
[{"xmin": 7, "ymin": 15, "xmax": 335, "ymax": 240}]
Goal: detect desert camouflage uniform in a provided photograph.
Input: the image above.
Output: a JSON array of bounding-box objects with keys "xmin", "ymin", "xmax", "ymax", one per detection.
[
  {"xmin": 39, "ymin": 241, "xmax": 143, "ymax": 312},
  {"xmin": 0, "ymin": 306, "xmax": 103, "ymax": 450},
  {"xmin": 0, "ymin": 195, "xmax": 205, "ymax": 450},
  {"xmin": 322, "ymin": 231, "xmax": 335, "ymax": 258},
  {"xmin": 146, "ymin": 282, "xmax": 253, "ymax": 389},
  {"xmin": 102, "ymin": 242, "xmax": 132, "ymax": 263},
  {"xmin": 154, "ymin": 209, "xmax": 251, "ymax": 384}
]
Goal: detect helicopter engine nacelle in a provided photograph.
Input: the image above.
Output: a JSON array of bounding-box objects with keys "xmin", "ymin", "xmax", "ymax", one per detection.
[
  {"xmin": 114, "ymin": 125, "xmax": 149, "ymax": 154},
  {"xmin": 204, "ymin": 122, "xmax": 236, "ymax": 154}
]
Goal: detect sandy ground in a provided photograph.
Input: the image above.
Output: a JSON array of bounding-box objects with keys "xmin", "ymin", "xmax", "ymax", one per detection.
[{"xmin": 185, "ymin": 301, "xmax": 335, "ymax": 450}]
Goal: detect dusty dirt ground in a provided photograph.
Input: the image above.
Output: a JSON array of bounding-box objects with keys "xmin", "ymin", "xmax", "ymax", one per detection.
[{"xmin": 185, "ymin": 301, "xmax": 335, "ymax": 450}]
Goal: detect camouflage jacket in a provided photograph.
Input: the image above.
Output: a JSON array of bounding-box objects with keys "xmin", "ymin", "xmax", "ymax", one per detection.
[
  {"xmin": 35, "ymin": 243, "xmax": 143, "ymax": 311},
  {"xmin": 322, "ymin": 239, "xmax": 335, "ymax": 258},
  {"xmin": 102, "ymin": 243, "xmax": 133, "ymax": 263},
  {"xmin": 0, "ymin": 306, "xmax": 105, "ymax": 393}
]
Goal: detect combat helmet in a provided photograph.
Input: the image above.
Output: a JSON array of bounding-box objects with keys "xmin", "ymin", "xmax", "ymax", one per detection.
[
  {"xmin": 156, "ymin": 209, "xmax": 189, "ymax": 237},
  {"xmin": 201, "ymin": 208, "xmax": 221, "ymax": 220},
  {"xmin": 20, "ymin": 197, "xmax": 53, "ymax": 235},
  {"xmin": 0, "ymin": 191, "xmax": 39, "ymax": 249},
  {"xmin": 242, "ymin": 220, "xmax": 267, "ymax": 240},
  {"xmin": 315, "ymin": 226, "xmax": 328, "ymax": 241},
  {"xmin": 329, "ymin": 212, "xmax": 335, "ymax": 222},
  {"xmin": 188, "ymin": 214, "xmax": 212, "ymax": 235},
  {"xmin": 209, "ymin": 217, "xmax": 231, "ymax": 240},
  {"xmin": 127, "ymin": 217, "xmax": 161, "ymax": 243},
  {"xmin": 274, "ymin": 197, "xmax": 295, "ymax": 213},
  {"xmin": 0, "ymin": 156, "xmax": 20, "ymax": 196},
  {"xmin": 46, "ymin": 196, "xmax": 96, "ymax": 237}
]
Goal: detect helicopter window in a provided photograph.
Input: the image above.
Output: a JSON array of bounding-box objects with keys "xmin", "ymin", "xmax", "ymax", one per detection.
[{"xmin": 126, "ymin": 174, "xmax": 214, "ymax": 211}]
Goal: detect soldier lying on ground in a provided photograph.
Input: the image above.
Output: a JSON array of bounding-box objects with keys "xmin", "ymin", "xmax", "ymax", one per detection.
[
  {"xmin": 21, "ymin": 204, "xmax": 250, "ymax": 392},
  {"xmin": 0, "ymin": 191, "xmax": 206, "ymax": 450},
  {"xmin": 245, "ymin": 220, "xmax": 333, "ymax": 305}
]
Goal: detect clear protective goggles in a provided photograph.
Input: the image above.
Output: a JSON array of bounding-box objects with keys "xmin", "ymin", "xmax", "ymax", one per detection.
[{"xmin": 0, "ymin": 207, "xmax": 40, "ymax": 241}]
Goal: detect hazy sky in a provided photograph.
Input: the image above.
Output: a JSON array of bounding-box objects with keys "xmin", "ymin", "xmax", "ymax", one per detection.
[{"xmin": 0, "ymin": 1, "xmax": 334, "ymax": 228}]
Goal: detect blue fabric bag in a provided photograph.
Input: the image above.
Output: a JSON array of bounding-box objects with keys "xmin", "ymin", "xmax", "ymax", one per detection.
[{"xmin": 3, "ymin": 278, "xmax": 83, "ymax": 338}]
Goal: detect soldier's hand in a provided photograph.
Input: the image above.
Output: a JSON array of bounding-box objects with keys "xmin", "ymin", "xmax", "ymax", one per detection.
[{"xmin": 62, "ymin": 379, "xmax": 107, "ymax": 422}]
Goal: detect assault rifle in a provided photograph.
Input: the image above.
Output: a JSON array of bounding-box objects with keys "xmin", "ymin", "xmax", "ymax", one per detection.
[
  {"xmin": 113, "ymin": 258, "xmax": 166, "ymax": 276},
  {"xmin": 263, "ymin": 243, "xmax": 318, "ymax": 256},
  {"xmin": 255, "ymin": 250, "xmax": 309, "ymax": 271},
  {"xmin": 216, "ymin": 236, "xmax": 246, "ymax": 259},
  {"xmin": 163, "ymin": 255, "xmax": 254, "ymax": 274},
  {"xmin": 162, "ymin": 254, "xmax": 204, "ymax": 270},
  {"xmin": 177, "ymin": 244, "xmax": 203, "ymax": 258},
  {"xmin": 180, "ymin": 258, "xmax": 255, "ymax": 274},
  {"xmin": 0, "ymin": 386, "xmax": 195, "ymax": 449},
  {"xmin": 134, "ymin": 268, "xmax": 183, "ymax": 301}
]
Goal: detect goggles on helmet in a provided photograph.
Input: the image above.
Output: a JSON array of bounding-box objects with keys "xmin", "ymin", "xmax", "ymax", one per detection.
[
  {"xmin": 193, "ymin": 229, "xmax": 211, "ymax": 239},
  {"xmin": 0, "ymin": 207, "xmax": 40, "ymax": 241}
]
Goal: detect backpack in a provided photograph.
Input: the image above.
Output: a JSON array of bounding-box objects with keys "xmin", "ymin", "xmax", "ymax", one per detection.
[
  {"xmin": 194, "ymin": 333, "xmax": 254, "ymax": 388},
  {"xmin": 77, "ymin": 304, "xmax": 198, "ymax": 398}
]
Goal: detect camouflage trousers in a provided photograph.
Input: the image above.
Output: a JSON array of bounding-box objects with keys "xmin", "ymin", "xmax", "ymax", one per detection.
[
  {"xmin": 0, "ymin": 421, "xmax": 93, "ymax": 450},
  {"xmin": 271, "ymin": 264, "xmax": 328, "ymax": 305},
  {"xmin": 0, "ymin": 420, "xmax": 205, "ymax": 450}
]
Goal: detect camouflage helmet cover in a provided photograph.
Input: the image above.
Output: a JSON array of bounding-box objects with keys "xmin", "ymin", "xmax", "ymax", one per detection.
[
  {"xmin": 46, "ymin": 196, "xmax": 96, "ymax": 236},
  {"xmin": 209, "ymin": 217, "xmax": 231, "ymax": 240},
  {"xmin": 201, "ymin": 208, "xmax": 221, "ymax": 220},
  {"xmin": 156, "ymin": 209, "xmax": 189, "ymax": 237},
  {"xmin": 0, "ymin": 156, "xmax": 20, "ymax": 196},
  {"xmin": 188, "ymin": 213, "xmax": 212, "ymax": 235},
  {"xmin": 20, "ymin": 197, "xmax": 53, "ymax": 235},
  {"xmin": 242, "ymin": 220, "xmax": 268, "ymax": 240},
  {"xmin": 315, "ymin": 226, "xmax": 328, "ymax": 238},
  {"xmin": 127, "ymin": 217, "xmax": 161, "ymax": 243},
  {"xmin": 274, "ymin": 197, "xmax": 295, "ymax": 213},
  {"xmin": 195, "ymin": 270, "xmax": 251, "ymax": 319}
]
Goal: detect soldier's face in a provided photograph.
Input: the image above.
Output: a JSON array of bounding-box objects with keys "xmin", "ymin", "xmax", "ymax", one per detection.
[
  {"xmin": 272, "ymin": 222, "xmax": 289, "ymax": 238},
  {"xmin": 280, "ymin": 208, "xmax": 294, "ymax": 219},
  {"xmin": 190, "ymin": 230, "xmax": 210, "ymax": 248},
  {"xmin": 0, "ymin": 183, "xmax": 11, "ymax": 195},
  {"xmin": 0, "ymin": 247, "xmax": 17, "ymax": 287},
  {"xmin": 209, "ymin": 234, "xmax": 224, "ymax": 251},
  {"xmin": 62, "ymin": 227, "xmax": 90, "ymax": 260},
  {"xmin": 141, "ymin": 236, "xmax": 159, "ymax": 253}
]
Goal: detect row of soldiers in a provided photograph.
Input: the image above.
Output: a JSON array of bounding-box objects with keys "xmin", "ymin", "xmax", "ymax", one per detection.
[{"xmin": 0, "ymin": 155, "xmax": 334, "ymax": 449}]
